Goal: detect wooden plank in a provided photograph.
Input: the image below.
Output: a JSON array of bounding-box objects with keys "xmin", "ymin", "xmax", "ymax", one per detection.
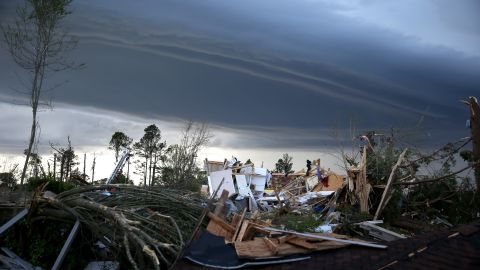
[
  {"xmin": 52, "ymin": 220, "xmax": 80, "ymax": 270},
  {"xmin": 262, "ymin": 237, "xmax": 279, "ymax": 255},
  {"xmin": 287, "ymin": 237, "xmax": 317, "ymax": 250},
  {"xmin": 207, "ymin": 212, "xmax": 235, "ymax": 233},
  {"xmin": 213, "ymin": 190, "xmax": 229, "ymax": 217},
  {"xmin": 0, "ymin": 209, "xmax": 28, "ymax": 236},
  {"xmin": 277, "ymin": 235, "xmax": 296, "ymax": 245},
  {"xmin": 235, "ymin": 220, "xmax": 250, "ymax": 242},
  {"xmin": 235, "ymin": 236, "xmax": 349, "ymax": 259},
  {"xmin": 232, "ymin": 208, "xmax": 247, "ymax": 242},
  {"xmin": 230, "ymin": 213, "xmax": 242, "ymax": 226},
  {"xmin": 206, "ymin": 189, "xmax": 230, "ymax": 236},
  {"xmin": 262, "ymin": 227, "xmax": 387, "ymax": 249},
  {"xmin": 1, "ymin": 247, "xmax": 34, "ymax": 270},
  {"xmin": 235, "ymin": 238, "xmax": 307, "ymax": 258}
]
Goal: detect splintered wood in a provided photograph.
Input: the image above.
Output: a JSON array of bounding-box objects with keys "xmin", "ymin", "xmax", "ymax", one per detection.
[
  {"xmin": 205, "ymin": 189, "xmax": 386, "ymax": 259},
  {"xmin": 347, "ymin": 147, "xmax": 371, "ymax": 213},
  {"xmin": 234, "ymin": 236, "xmax": 347, "ymax": 258}
]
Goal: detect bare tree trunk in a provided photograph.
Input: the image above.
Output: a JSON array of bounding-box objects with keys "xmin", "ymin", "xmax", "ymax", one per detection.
[
  {"xmin": 53, "ymin": 153, "xmax": 57, "ymax": 181},
  {"xmin": 152, "ymin": 153, "xmax": 157, "ymax": 186},
  {"xmin": 91, "ymin": 153, "xmax": 96, "ymax": 184},
  {"xmin": 60, "ymin": 154, "xmax": 65, "ymax": 182},
  {"xmin": 83, "ymin": 153, "xmax": 86, "ymax": 182},
  {"xmin": 149, "ymin": 156, "xmax": 153, "ymax": 186},
  {"xmin": 127, "ymin": 159, "xmax": 130, "ymax": 183},
  {"xmin": 144, "ymin": 157, "xmax": 148, "ymax": 187},
  {"xmin": 468, "ymin": 97, "xmax": 480, "ymax": 191},
  {"xmin": 20, "ymin": 111, "xmax": 37, "ymax": 185}
]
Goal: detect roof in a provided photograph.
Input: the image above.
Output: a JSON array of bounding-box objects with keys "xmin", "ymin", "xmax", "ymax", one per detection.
[{"xmin": 173, "ymin": 220, "xmax": 480, "ymax": 270}]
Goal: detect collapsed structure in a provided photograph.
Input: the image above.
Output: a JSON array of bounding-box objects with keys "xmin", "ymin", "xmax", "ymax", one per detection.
[{"xmin": 1, "ymin": 137, "xmax": 479, "ymax": 269}]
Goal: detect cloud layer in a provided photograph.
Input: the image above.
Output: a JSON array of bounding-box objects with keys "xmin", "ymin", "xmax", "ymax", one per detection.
[{"xmin": 0, "ymin": 0, "xmax": 479, "ymax": 156}]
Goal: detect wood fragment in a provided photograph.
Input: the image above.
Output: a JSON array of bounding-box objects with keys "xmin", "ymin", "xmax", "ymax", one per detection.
[
  {"xmin": 262, "ymin": 227, "xmax": 387, "ymax": 249},
  {"xmin": 236, "ymin": 220, "xmax": 250, "ymax": 242},
  {"xmin": 262, "ymin": 237, "xmax": 279, "ymax": 255},
  {"xmin": 374, "ymin": 148, "xmax": 408, "ymax": 220},
  {"xmin": 206, "ymin": 212, "xmax": 235, "ymax": 240},
  {"xmin": 232, "ymin": 208, "xmax": 247, "ymax": 242},
  {"xmin": 286, "ymin": 237, "xmax": 317, "ymax": 250}
]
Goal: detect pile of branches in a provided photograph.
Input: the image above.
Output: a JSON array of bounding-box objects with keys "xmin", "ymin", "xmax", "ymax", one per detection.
[{"xmin": 31, "ymin": 184, "xmax": 205, "ymax": 269}]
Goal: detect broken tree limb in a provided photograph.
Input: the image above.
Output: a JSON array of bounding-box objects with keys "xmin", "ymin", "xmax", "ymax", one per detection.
[
  {"xmin": 466, "ymin": 96, "xmax": 480, "ymax": 191},
  {"xmin": 33, "ymin": 186, "xmax": 204, "ymax": 270},
  {"xmin": 394, "ymin": 161, "xmax": 479, "ymax": 186},
  {"xmin": 374, "ymin": 148, "xmax": 408, "ymax": 220}
]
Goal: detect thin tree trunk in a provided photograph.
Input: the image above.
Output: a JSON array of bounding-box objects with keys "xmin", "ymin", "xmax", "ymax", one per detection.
[
  {"xmin": 83, "ymin": 153, "xmax": 86, "ymax": 182},
  {"xmin": 20, "ymin": 111, "xmax": 37, "ymax": 185},
  {"xmin": 91, "ymin": 154, "xmax": 96, "ymax": 184},
  {"xmin": 152, "ymin": 153, "xmax": 157, "ymax": 186},
  {"xmin": 468, "ymin": 97, "xmax": 480, "ymax": 191},
  {"xmin": 149, "ymin": 156, "xmax": 153, "ymax": 186},
  {"xmin": 53, "ymin": 153, "xmax": 56, "ymax": 181},
  {"xmin": 127, "ymin": 159, "xmax": 130, "ymax": 184},
  {"xmin": 144, "ymin": 157, "xmax": 148, "ymax": 187},
  {"xmin": 60, "ymin": 154, "xmax": 65, "ymax": 182}
]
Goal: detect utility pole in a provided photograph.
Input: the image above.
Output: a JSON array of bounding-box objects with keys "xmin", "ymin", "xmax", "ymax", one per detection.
[
  {"xmin": 91, "ymin": 153, "xmax": 96, "ymax": 184},
  {"xmin": 466, "ymin": 97, "xmax": 480, "ymax": 191},
  {"xmin": 53, "ymin": 153, "xmax": 57, "ymax": 181},
  {"xmin": 83, "ymin": 153, "xmax": 86, "ymax": 182}
]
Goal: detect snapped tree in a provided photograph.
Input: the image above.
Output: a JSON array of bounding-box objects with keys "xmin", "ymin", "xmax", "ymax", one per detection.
[{"xmin": 1, "ymin": 0, "xmax": 80, "ymax": 185}]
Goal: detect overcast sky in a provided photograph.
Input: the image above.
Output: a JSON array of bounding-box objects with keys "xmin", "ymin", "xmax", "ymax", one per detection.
[{"xmin": 0, "ymin": 0, "xmax": 479, "ymax": 181}]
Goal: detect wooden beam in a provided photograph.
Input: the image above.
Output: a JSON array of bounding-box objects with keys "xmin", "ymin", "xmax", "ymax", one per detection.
[
  {"xmin": 0, "ymin": 209, "xmax": 28, "ymax": 236},
  {"xmin": 287, "ymin": 237, "xmax": 317, "ymax": 250},
  {"xmin": 262, "ymin": 227, "xmax": 387, "ymax": 249},
  {"xmin": 262, "ymin": 237, "xmax": 279, "ymax": 255},
  {"xmin": 207, "ymin": 212, "xmax": 235, "ymax": 233},
  {"xmin": 52, "ymin": 220, "xmax": 80, "ymax": 270}
]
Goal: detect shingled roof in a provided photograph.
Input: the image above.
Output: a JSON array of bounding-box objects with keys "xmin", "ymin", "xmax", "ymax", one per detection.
[{"xmin": 174, "ymin": 220, "xmax": 480, "ymax": 270}]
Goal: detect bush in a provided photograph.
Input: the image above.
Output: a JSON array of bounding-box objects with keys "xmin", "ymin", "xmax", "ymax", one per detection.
[{"xmin": 27, "ymin": 176, "xmax": 76, "ymax": 194}]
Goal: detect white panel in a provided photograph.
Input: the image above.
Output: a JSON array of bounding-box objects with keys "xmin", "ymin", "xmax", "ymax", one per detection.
[{"xmin": 208, "ymin": 169, "xmax": 236, "ymax": 198}]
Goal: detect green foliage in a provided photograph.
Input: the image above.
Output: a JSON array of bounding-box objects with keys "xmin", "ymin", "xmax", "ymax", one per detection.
[
  {"xmin": 404, "ymin": 177, "xmax": 480, "ymax": 225},
  {"xmin": 109, "ymin": 131, "xmax": 132, "ymax": 162},
  {"xmin": 274, "ymin": 153, "xmax": 293, "ymax": 174},
  {"xmin": 110, "ymin": 173, "xmax": 133, "ymax": 185},
  {"xmin": 160, "ymin": 166, "xmax": 206, "ymax": 191},
  {"xmin": 272, "ymin": 212, "xmax": 324, "ymax": 233},
  {"xmin": 3, "ymin": 219, "xmax": 91, "ymax": 269},
  {"xmin": 27, "ymin": 176, "xmax": 75, "ymax": 193},
  {"xmin": 0, "ymin": 172, "xmax": 17, "ymax": 188}
]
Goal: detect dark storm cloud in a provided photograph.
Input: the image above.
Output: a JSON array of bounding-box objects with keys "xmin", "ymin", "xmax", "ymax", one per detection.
[{"xmin": 1, "ymin": 0, "xmax": 479, "ymax": 149}]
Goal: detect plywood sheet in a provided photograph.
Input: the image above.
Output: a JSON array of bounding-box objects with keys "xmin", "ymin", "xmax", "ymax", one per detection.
[{"xmin": 208, "ymin": 170, "xmax": 235, "ymax": 198}]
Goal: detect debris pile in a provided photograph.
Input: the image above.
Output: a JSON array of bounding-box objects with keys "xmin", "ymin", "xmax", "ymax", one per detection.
[
  {"xmin": 1, "ymin": 185, "xmax": 205, "ymax": 269},
  {"xmin": 176, "ymin": 156, "xmax": 402, "ymax": 268},
  {"xmin": 1, "ymin": 134, "xmax": 479, "ymax": 269}
]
